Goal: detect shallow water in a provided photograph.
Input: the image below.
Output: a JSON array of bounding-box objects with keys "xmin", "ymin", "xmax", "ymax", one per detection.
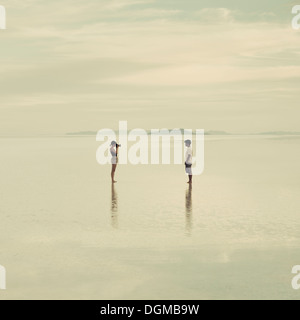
[{"xmin": 0, "ymin": 135, "xmax": 300, "ymax": 299}]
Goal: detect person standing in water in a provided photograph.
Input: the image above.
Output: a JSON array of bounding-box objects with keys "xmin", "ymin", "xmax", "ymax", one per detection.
[
  {"xmin": 185, "ymin": 139, "xmax": 193, "ymax": 184},
  {"xmin": 110, "ymin": 141, "xmax": 119, "ymax": 183}
]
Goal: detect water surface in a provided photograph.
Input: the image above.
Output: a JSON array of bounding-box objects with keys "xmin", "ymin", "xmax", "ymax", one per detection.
[{"xmin": 0, "ymin": 135, "xmax": 299, "ymax": 299}]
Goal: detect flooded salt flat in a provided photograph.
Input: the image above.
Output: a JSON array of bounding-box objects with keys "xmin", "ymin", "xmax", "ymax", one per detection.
[{"xmin": 0, "ymin": 135, "xmax": 300, "ymax": 299}]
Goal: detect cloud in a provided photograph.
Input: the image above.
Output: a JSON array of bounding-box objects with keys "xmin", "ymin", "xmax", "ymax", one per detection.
[
  {"xmin": 1, "ymin": 2, "xmax": 300, "ymax": 134},
  {"xmin": 100, "ymin": 65, "xmax": 300, "ymax": 86},
  {"xmin": 195, "ymin": 8, "xmax": 236, "ymax": 23},
  {"xmin": 2, "ymin": 10, "xmax": 300, "ymax": 90}
]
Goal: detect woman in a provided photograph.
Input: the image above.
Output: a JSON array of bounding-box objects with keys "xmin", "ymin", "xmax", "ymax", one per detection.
[{"xmin": 110, "ymin": 141, "xmax": 119, "ymax": 183}]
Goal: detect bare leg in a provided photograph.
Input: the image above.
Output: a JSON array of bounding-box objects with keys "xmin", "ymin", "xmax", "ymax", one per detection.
[
  {"xmin": 111, "ymin": 164, "xmax": 117, "ymax": 183},
  {"xmin": 187, "ymin": 174, "xmax": 192, "ymax": 184}
]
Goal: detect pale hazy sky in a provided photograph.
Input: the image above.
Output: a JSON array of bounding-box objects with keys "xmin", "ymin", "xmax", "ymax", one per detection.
[{"xmin": 0, "ymin": 0, "xmax": 300, "ymax": 135}]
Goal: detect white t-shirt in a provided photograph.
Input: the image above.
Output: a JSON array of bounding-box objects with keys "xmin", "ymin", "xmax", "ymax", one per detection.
[{"xmin": 185, "ymin": 146, "xmax": 193, "ymax": 165}]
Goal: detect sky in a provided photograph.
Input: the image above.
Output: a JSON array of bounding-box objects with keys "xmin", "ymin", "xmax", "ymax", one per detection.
[{"xmin": 0, "ymin": 0, "xmax": 300, "ymax": 135}]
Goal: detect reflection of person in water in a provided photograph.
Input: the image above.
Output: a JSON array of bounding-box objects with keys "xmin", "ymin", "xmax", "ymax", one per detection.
[
  {"xmin": 111, "ymin": 183, "xmax": 118, "ymax": 228},
  {"xmin": 185, "ymin": 184, "xmax": 193, "ymax": 235},
  {"xmin": 110, "ymin": 141, "xmax": 119, "ymax": 183}
]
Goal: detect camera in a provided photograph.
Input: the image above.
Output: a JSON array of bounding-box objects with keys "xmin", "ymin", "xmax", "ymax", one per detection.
[{"xmin": 116, "ymin": 143, "xmax": 121, "ymax": 148}]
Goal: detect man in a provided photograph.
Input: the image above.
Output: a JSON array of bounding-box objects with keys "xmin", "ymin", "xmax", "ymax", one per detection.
[{"xmin": 184, "ymin": 139, "xmax": 193, "ymax": 184}]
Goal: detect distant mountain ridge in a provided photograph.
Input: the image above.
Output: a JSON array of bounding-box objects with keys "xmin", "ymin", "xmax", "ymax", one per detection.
[
  {"xmin": 66, "ymin": 130, "xmax": 300, "ymax": 136},
  {"xmin": 258, "ymin": 131, "xmax": 300, "ymax": 136}
]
